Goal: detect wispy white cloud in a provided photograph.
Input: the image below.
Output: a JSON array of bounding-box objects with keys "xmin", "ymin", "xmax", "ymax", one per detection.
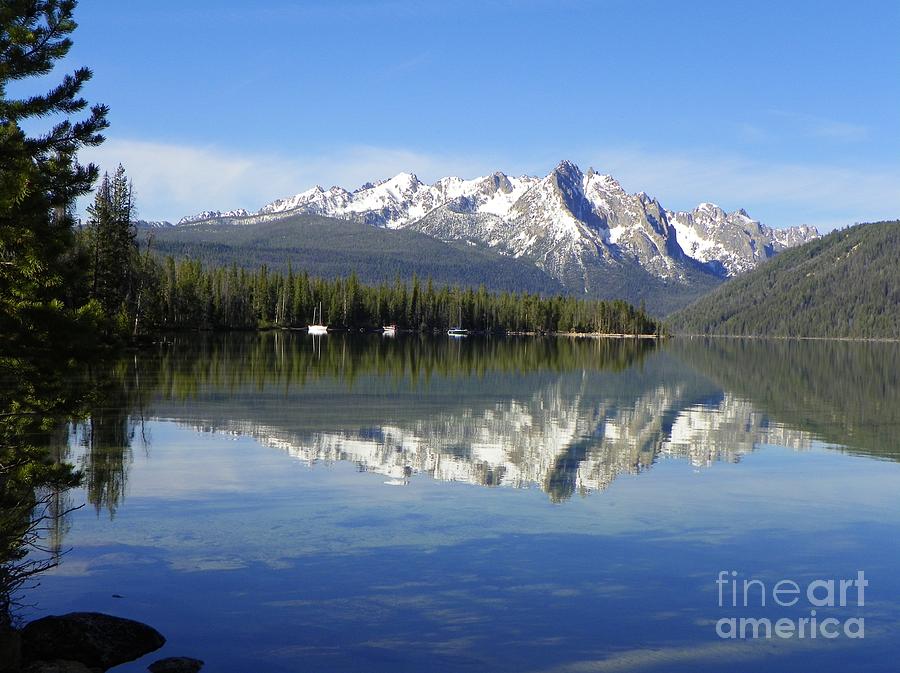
[
  {"xmin": 732, "ymin": 113, "xmax": 868, "ymax": 149},
  {"xmin": 766, "ymin": 110, "xmax": 869, "ymax": 142},
  {"xmin": 735, "ymin": 123, "xmax": 772, "ymax": 144},
  {"xmin": 79, "ymin": 139, "xmax": 493, "ymax": 222},
  {"xmin": 80, "ymin": 138, "xmax": 900, "ymax": 231},
  {"xmin": 529, "ymin": 636, "xmax": 823, "ymax": 673},
  {"xmin": 808, "ymin": 119, "xmax": 869, "ymax": 142},
  {"xmin": 584, "ymin": 146, "xmax": 900, "ymax": 230}
]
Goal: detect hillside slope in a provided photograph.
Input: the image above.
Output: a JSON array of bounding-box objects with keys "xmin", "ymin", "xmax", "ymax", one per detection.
[
  {"xmin": 146, "ymin": 213, "xmax": 568, "ymax": 295},
  {"xmin": 145, "ymin": 213, "xmax": 721, "ymax": 314},
  {"xmin": 668, "ymin": 221, "xmax": 900, "ymax": 338}
]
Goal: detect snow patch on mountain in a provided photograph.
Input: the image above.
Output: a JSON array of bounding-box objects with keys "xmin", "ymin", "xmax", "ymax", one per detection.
[
  {"xmin": 667, "ymin": 203, "xmax": 818, "ymax": 276},
  {"xmin": 254, "ymin": 170, "xmax": 538, "ymax": 229},
  {"xmin": 178, "ymin": 208, "xmax": 250, "ymax": 225}
]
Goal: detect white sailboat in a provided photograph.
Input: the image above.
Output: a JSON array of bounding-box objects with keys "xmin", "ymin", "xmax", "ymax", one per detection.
[
  {"xmin": 308, "ymin": 302, "xmax": 328, "ymax": 335},
  {"xmin": 448, "ymin": 305, "xmax": 468, "ymax": 337}
]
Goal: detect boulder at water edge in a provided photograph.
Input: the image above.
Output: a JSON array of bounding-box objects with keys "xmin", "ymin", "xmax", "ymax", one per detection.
[
  {"xmin": 0, "ymin": 628, "xmax": 22, "ymax": 672},
  {"xmin": 21, "ymin": 612, "xmax": 165, "ymax": 671},
  {"xmin": 148, "ymin": 657, "xmax": 205, "ymax": 673}
]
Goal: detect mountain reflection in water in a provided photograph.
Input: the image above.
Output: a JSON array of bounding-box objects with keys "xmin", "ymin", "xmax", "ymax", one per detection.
[{"xmin": 102, "ymin": 333, "xmax": 900, "ymax": 505}]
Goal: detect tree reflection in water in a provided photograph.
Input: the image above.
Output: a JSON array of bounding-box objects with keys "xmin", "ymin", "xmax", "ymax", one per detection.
[{"xmin": 0, "ymin": 353, "xmax": 149, "ymax": 630}]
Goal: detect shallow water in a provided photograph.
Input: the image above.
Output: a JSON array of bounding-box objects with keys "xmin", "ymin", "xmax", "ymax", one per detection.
[{"xmin": 17, "ymin": 334, "xmax": 900, "ymax": 672}]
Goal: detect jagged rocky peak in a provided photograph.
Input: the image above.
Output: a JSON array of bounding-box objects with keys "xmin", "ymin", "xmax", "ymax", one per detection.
[
  {"xmin": 486, "ymin": 170, "xmax": 513, "ymax": 193},
  {"xmin": 550, "ymin": 159, "xmax": 583, "ymax": 184},
  {"xmin": 584, "ymin": 170, "xmax": 625, "ymax": 195},
  {"xmin": 384, "ymin": 171, "xmax": 422, "ymax": 191},
  {"xmin": 134, "ymin": 219, "xmax": 175, "ymax": 229},
  {"xmin": 694, "ymin": 202, "xmax": 727, "ymax": 220},
  {"xmin": 178, "ymin": 208, "xmax": 249, "ymax": 225},
  {"xmin": 548, "ymin": 161, "xmax": 585, "ymax": 201},
  {"xmin": 541, "ymin": 160, "xmax": 601, "ymax": 224}
]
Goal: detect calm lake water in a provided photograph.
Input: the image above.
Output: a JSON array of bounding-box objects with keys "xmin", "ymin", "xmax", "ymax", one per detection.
[{"xmin": 16, "ymin": 334, "xmax": 900, "ymax": 672}]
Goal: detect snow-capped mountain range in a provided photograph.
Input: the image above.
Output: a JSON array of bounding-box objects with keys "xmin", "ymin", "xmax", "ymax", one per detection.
[{"xmin": 172, "ymin": 160, "xmax": 818, "ymax": 294}]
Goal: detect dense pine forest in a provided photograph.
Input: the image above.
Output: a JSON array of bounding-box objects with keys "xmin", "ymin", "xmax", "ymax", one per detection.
[
  {"xmin": 136, "ymin": 256, "xmax": 661, "ymax": 335},
  {"xmin": 668, "ymin": 221, "xmax": 900, "ymax": 339}
]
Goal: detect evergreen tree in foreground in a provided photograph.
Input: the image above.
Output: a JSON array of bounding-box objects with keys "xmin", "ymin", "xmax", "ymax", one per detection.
[{"xmin": 0, "ymin": 1, "xmax": 108, "ymax": 349}]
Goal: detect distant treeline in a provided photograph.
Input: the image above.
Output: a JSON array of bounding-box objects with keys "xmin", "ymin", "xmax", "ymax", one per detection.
[{"xmin": 138, "ymin": 256, "xmax": 664, "ymax": 335}]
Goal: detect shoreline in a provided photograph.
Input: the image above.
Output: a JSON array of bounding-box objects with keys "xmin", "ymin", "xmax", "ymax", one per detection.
[
  {"xmin": 141, "ymin": 328, "xmax": 898, "ymax": 344},
  {"xmin": 147, "ymin": 327, "xmax": 664, "ymax": 338},
  {"xmin": 552, "ymin": 332, "xmax": 662, "ymax": 339},
  {"xmin": 673, "ymin": 333, "xmax": 900, "ymax": 344}
]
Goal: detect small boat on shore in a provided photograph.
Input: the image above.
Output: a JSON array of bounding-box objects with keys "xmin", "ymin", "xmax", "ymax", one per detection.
[
  {"xmin": 308, "ymin": 302, "xmax": 328, "ymax": 335},
  {"xmin": 448, "ymin": 306, "xmax": 468, "ymax": 337}
]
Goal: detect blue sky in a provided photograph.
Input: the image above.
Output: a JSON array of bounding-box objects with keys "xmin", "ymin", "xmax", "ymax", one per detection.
[{"xmin": 46, "ymin": 0, "xmax": 900, "ymax": 228}]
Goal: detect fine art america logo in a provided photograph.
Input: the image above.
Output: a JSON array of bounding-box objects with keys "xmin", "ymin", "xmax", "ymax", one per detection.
[{"xmin": 715, "ymin": 570, "xmax": 867, "ymax": 640}]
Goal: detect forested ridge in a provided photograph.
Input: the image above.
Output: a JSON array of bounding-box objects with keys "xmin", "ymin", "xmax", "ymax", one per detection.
[
  {"xmin": 669, "ymin": 221, "xmax": 900, "ymax": 339},
  {"xmin": 145, "ymin": 214, "xmax": 569, "ymax": 296},
  {"xmin": 143, "ymin": 215, "xmax": 722, "ymax": 317}
]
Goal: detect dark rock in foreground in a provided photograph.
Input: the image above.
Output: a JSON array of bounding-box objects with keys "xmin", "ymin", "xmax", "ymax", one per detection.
[
  {"xmin": 21, "ymin": 612, "xmax": 165, "ymax": 671},
  {"xmin": 0, "ymin": 629, "xmax": 22, "ymax": 672},
  {"xmin": 23, "ymin": 660, "xmax": 98, "ymax": 673},
  {"xmin": 148, "ymin": 657, "xmax": 204, "ymax": 673}
]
